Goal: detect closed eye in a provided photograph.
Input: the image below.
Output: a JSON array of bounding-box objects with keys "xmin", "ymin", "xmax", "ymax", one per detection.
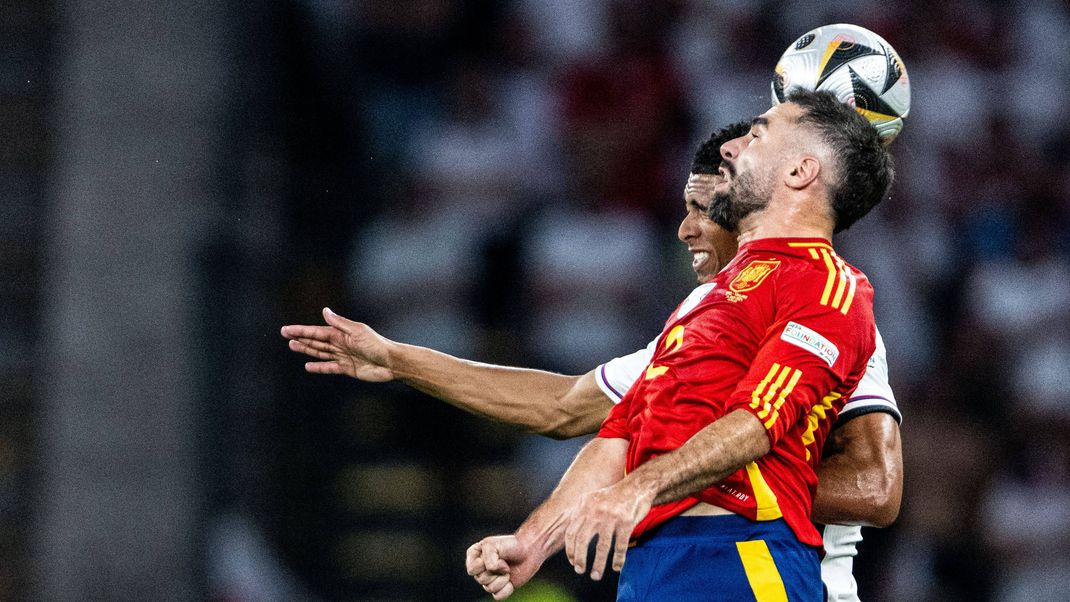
[{"xmin": 749, "ymin": 116, "xmax": 768, "ymax": 139}]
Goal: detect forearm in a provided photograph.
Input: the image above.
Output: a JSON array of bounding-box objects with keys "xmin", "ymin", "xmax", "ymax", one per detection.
[
  {"xmin": 621, "ymin": 409, "xmax": 771, "ymax": 506},
  {"xmin": 811, "ymin": 455, "xmax": 896, "ymax": 526},
  {"xmin": 812, "ymin": 412, "xmax": 902, "ymax": 527},
  {"xmin": 389, "ymin": 343, "xmax": 610, "ymax": 438},
  {"xmin": 514, "ymin": 437, "xmax": 629, "ymax": 559}
]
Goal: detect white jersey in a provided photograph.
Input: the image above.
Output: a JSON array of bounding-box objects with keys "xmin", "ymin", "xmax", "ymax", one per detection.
[{"xmin": 595, "ymin": 288, "xmax": 900, "ymax": 602}]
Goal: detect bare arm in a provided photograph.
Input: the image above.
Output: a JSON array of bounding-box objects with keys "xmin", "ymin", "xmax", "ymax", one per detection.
[
  {"xmin": 624, "ymin": 408, "xmax": 771, "ymax": 505},
  {"xmin": 392, "ymin": 349, "xmax": 611, "ymax": 439},
  {"xmin": 466, "ymin": 437, "xmax": 628, "ymax": 600},
  {"xmin": 282, "ymin": 308, "xmax": 613, "ymax": 438},
  {"xmin": 812, "ymin": 411, "xmax": 902, "ymax": 527},
  {"xmin": 564, "ymin": 409, "xmax": 771, "ymax": 577}
]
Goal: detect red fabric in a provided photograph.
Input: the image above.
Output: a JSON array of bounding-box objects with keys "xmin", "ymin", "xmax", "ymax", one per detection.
[{"xmin": 599, "ymin": 238, "xmax": 876, "ymax": 548}]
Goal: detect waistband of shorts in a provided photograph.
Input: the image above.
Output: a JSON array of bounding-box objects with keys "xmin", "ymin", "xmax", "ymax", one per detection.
[{"xmin": 639, "ymin": 515, "xmax": 798, "ymax": 546}]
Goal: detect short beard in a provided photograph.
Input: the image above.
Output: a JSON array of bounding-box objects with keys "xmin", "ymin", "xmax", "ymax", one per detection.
[{"xmin": 708, "ymin": 170, "xmax": 771, "ymax": 231}]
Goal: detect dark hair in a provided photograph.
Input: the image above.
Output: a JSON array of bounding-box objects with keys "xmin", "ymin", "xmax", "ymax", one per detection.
[
  {"xmin": 691, "ymin": 120, "xmax": 751, "ymax": 174},
  {"xmin": 787, "ymin": 89, "xmax": 894, "ymax": 232}
]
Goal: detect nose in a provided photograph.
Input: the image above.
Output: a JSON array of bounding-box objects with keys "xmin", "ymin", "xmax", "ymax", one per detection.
[
  {"xmin": 678, "ymin": 211, "xmax": 698, "ymax": 243},
  {"xmin": 720, "ymin": 138, "xmax": 739, "ymax": 162}
]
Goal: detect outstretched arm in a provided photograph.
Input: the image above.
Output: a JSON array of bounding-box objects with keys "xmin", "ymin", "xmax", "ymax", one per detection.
[
  {"xmin": 281, "ymin": 308, "xmax": 613, "ymax": 438},
  {"xmin": 812, "ymin": 412, "xmax": 902, "ymax": 527},
  {"xmin": 466, "ymin": 437, "xmax": 628, "ymax": 600}
]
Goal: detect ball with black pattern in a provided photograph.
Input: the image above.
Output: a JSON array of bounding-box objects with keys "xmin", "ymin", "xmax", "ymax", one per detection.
[{"xmin": 772, "ymin": 24, "xmax": 910, "ymax": 145}]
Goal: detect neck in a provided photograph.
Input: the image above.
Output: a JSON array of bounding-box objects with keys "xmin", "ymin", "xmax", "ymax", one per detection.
[{"xmin": 736, "ymin": 193, "xmax": 834, "ymax": 245}]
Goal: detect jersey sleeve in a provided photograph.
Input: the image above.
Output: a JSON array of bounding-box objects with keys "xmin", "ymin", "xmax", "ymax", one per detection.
[
  {"xmin": 597, "ymin": 387, "xmax": 632, "ymax": 440},
  {"xmin": 837, "ymin": 326, "xmax": 902, "ymax": 425},
  {"xmin": 721, "ymin": 274, "xmax": 876, "ymax": 448},
  {"xmin": 594, "ymin": 337, "xmax": 657, "ymax": 403}
]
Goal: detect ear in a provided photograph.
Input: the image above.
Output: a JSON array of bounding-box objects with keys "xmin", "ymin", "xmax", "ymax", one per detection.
[{"xmin": 784, "ymin": 155, "xmax": 821, "ymax": 190}]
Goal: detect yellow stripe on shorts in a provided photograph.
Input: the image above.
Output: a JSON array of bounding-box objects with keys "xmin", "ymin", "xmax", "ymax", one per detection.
[{"xmin": 735, "ymin": 540, "xmax": 789, "ymax": 602}]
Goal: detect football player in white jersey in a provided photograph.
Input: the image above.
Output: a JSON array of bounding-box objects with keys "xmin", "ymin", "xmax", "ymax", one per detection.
[{"xmin": 282, "ymin": 123, "xmax": 903, "ymax": 601}]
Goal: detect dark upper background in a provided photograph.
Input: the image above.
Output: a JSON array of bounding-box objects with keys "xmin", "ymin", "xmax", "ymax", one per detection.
[{"xmin": 4, "ymin": 0, "xmax": 1069, "ymax": 600}]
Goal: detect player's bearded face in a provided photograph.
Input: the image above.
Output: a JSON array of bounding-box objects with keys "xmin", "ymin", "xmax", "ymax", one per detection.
[{"xmin": 708, "ymin": 160, "xmax": 774, "ymax": 231}]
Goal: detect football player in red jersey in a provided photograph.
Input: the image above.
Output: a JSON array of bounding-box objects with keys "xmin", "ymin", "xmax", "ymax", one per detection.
[
  {"xmin": 283, "ymin": 107, "xmax": 901, "ymax": 600},
  {"xmin": 462, "ymin": 90, "xmax": 892, "ymax": 600}
]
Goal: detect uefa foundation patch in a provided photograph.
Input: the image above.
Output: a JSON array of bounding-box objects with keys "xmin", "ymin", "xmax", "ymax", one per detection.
[{"xmin": 781, "ymin": 321, "xmax": 839, "ymax": 367}]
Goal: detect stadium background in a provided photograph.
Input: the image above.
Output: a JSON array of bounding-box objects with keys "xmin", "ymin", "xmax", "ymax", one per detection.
[{"xmin": 4, "ymin": 0, "xmax": 1070, "ymax": 600}]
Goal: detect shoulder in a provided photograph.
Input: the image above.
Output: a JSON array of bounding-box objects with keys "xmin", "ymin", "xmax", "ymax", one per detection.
[
  {"xmin": 840, "ymin": 325, "xmax": 903, "ymax": 424},
  {"xmin": 765, "ymin": 242, "xmax": 875, "ymax": 318},
  {"xmin": 762, "ymin": 244, "xmax": 877, "ymax": 371}
]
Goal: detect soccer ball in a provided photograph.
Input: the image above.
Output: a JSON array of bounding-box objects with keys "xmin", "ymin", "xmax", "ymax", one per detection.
[{"xmin": 771, "ymin": 24, "xmax": 910, "ymax": 145}]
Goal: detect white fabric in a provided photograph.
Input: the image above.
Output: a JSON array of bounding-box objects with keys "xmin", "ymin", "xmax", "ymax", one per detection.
[
  {"xmin": 840, "ymin": 327, "xmax": 901, "ymax": 424},
  {"xmin": 821, "ymin": 524, "xmax": 864, "ymax": 602},
  {"xmin": 594, "ymin": 337, "xmax": 657, "ymax": 402},
  {"xmin": 594, "ymin": 283, "xmax": 715, "ymax": 402}
]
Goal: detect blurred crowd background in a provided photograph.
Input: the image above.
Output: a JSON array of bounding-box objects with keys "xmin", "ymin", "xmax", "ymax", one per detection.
[{"xmin": 4, "ymin": 0, "xmax": 1070, "ymax": 600}]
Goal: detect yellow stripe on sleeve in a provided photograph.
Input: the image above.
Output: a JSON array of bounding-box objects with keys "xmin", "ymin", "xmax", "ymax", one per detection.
[
  {"xmin": 750, "ymin": 364, "xmax": 781, "ymax": 411},
  {"xmin": 812, "ymin": 247, "xmax": 861, "ymax": 313},
  {"xmin": 840, "ymin": 268, "xmax": 858, "ymax": 315},
  {"xmin": 801, "ymin": 392, "xmax": 841, "ymax": 461},
  {"xmin": 766, "ymin": 366, "xmax": 792, "ymax": 403},
  {"xmin": 736, "ymin": 540, "xmax": 789, "ymax": 602},
  {"xmin": 830, "ymin": 252, "xmax": 849, "ymax": 309},
  {"xmin": 757, "ymin": 366, "xmax": 792, "ymax": 419},
  {"xmin": 792, "ymin": 241, "xmax": 861, "ymax": 310},
  {"xmin": 818, "ymin": 249, "xmax": 837, "ymax": 306},
  {"xmin": 762, "ymin": 368, "xmax": 801, "ymax": 429}
]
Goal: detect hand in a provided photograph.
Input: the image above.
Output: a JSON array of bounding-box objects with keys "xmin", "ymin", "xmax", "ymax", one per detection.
[
  {"xmin": 280, "ymin": 308, "xmax": 396, "ymax": 381},
  {"xmin": 466, "ymin": 535, "xmax": 544, "ymax": 600},
  {"xmin": 564, "ymin": 480, "xmax": 654, "ymax": 581}
]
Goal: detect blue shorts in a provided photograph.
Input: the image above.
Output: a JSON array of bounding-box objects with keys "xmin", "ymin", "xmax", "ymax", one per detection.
[{"xmin": 616, "ymin": 515, "xmax": 822, "ymax": 601}]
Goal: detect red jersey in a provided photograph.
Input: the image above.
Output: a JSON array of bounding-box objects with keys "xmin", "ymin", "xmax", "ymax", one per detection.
[{"xmin": 598, "ymin": 238, "xmax": 876, "ymax": 548}]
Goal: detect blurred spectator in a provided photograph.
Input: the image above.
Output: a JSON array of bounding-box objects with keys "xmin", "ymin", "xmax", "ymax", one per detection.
[
  {"xmin": 556, "ymin": 0, "xmax": 693, "ymax": 224},
  {"xmin": 258, "ymin": 0, "xmax": 1070, "ymax": 599}
]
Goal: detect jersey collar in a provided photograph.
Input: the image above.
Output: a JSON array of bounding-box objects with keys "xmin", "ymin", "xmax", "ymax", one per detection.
[{"xmin": 738, "ymin": 237, "xmax": 835, "ymax": 258}]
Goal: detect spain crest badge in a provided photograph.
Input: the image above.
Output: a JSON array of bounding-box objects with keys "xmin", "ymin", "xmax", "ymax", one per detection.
[{"xmin": 726, "ymin": 259, "xmax": 781, "ymax": 301}]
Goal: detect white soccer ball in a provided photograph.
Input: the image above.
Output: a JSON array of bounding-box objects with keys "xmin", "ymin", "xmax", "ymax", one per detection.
[{"xmin": 771, "ymin": 24, "xmax": 910, "ymax": 145}]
